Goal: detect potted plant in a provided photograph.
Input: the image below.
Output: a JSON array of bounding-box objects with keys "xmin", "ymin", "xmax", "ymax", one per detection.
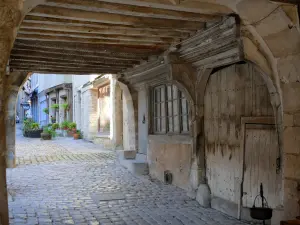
[
  {"xmin": 23, "ymin": 119, "xmax": 43, "ymax": 138},
  {"xmin": 73, "ymin": 130, "xmax": 81, "ymax": 140},
  {"xmin": 43, "ymin": 108, "xmax": 49, "ymax": 115},
  {"xmin": 61, "ymin": 121, "xmax": 70, "ymax": 130},
  {"xmin": 61, "ymin": 103, "xmax": 70, "ymax": 120},
  {"xmin": 61, "ymin": 121, "xmax": 71, "ymax": 137},
  {"xmin": 51, "ymin": 123, "xmax": 59, "ymax": 130},
  {"xmin": 68, "ymin": 122, "xmax": 77, "ymax": 133},
  {"xmin": 41, "ymin": 127, "xmax": 57, "ymax": 140},
  {"xmin": 51, "ymin": 104, "xmax": 59, "ymax": 111}
]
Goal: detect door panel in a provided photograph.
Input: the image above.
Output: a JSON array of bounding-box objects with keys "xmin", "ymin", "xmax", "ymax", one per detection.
[{"xmin": 243, "ymin": 125, "xmax": 281, "ymax": 208}]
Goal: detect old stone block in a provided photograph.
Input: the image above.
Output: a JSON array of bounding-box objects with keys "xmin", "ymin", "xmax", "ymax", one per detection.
[
  {"xmin": 283, "ymin": 127, "xmax": 300, "ymax": 154},
  {"xmin": 264, "ymin": 27, "xmax": 300, "ymax": 57},
  {"xmin": 123, "ymin": 150, "xmax": 136, "ymax": 160},
  {"xmin": 278, "ymin": 55, "xmax": 300, "ymax": 84},
  {"xmin": 284, "ymin": 179, "xmax": 299, "ymax": 200},
  {"xmin": 283, "ymin": 113, "xmax": 294, "ymax": 127},
  {"xmin": 282, "ymin": 83, "xmax": 300, "ymax": 113},
  {"xmin": 283, "ymin": 198, "xmax": 300, "ymax": 220},
  {"xmin": 196, "ymin": 184, "xmax": 211, "ymax": 208},
  {"xmin": 284, "ymin": 154, "xmax": 300, "ymax": 179},
  {"xmin": 293, "ymin": 113, "xmax": 300, "ymax": 126}
]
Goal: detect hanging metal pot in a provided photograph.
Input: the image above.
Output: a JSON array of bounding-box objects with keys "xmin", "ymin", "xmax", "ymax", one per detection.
[
  {"xmin": 250, "ymin": 183, "xmax": 273, "ymax": 221},
  {"xmin": 250, "ymin": 206, "xmax": 273, "ymax": 220}
]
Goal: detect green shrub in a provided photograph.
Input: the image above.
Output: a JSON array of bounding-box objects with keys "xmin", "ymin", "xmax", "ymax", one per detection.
[
  {"xmin": 23, "ymin": 119, "xmax": 35, "ymax": 132},
  {"xmin": 51, "ymin": 104, "xmax": 59, "ymax": 110},
  {"xmin": 68, "ymin": 122, "xmax": 76, "ymax": 130},
  {"xmin": 43, "ymin": 127, "xmax": 57, "ymax": 138},
  {"xmin": 61, "ymin": 103, "xmax": 69, "ymax": 111},
  {"xmin": 30, "ymin": 123, "xmax": 40, "ymax": 130},
  {"xmin": 61, "ymin": 121, "xmax": 71, "ymax": 130},
  {"xmin": 52, "ymin": 123, "xmax": 59, "ymax": 130},
  {"xmin": 43, "ymin": 108, "xmax": 49, "ymax": 114}
]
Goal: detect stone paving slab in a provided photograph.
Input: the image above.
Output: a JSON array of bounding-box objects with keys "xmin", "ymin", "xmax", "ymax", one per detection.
[{"xmin": 7, "ymin": 132, "xmax": 251, "ymax": 225}]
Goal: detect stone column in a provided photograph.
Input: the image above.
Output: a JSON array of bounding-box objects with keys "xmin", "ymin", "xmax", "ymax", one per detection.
[
  {"xmin": 110, "ymin": 75, "xmax": 117, "ymax": 145},
  {"xmin": 282, "ymin": 82, "xmax": 300, "ymax": 219},
  {"xmin": 67, "ymin": 88, "xmax": 73, "ymax": 122},
  {"xmin": 5, "ymin": 88, "xmax": 19, "ymax": 169},
  {"xmin": 82, "ymin": 88, "xmax": 98, "ymax": 140},
  {"xmin": 0, "ymin": 1, "xmax": 24, "ymax": 224}
]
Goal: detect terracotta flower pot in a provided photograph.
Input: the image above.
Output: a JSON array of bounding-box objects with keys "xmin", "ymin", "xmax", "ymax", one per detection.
[{"xmin": 73, "ymin": 133, "xmax": 80, "ymax": 140}]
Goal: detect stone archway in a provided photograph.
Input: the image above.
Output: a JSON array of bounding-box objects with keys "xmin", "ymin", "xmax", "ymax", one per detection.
[
  {"xmin": 116, "ymin": 81, "xmax": 136, "ymax": 151},
  {"xmin": 0, "ymin": 0, "xmax": 299, "ymax": 224}
]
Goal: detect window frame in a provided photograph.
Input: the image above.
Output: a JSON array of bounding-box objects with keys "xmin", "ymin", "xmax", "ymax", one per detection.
[{"xmin": 151, "ymin": 84, "xmax": 190, "ymax": 135}]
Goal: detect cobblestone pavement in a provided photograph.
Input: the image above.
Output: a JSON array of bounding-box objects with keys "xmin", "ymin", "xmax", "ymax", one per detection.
[{"xmin": 7, "ymin": 127, "xmax": 250, "ymax": 225}]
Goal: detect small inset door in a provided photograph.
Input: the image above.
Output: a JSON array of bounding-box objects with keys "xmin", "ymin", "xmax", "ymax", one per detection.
[{"xmin": 242, "ymin": 124, "xmax": 281, "ymax": 209}]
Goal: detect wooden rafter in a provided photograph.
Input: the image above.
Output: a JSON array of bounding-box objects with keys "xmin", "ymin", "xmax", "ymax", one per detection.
[
  {"xmin": 42, "ymin": 0, "xmax": 220, "ymax": 21},
  {"xmin": 28, "ymin": 6, "xmax": 206, "ymax": 29},
  {"xmin": 12, "ymin": 0, "xmax": 229, "ymax": 74}
]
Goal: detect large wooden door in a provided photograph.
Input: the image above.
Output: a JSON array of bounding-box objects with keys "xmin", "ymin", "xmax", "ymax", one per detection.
[
  {"xmin": 204, "ymin": 63, "xmax": 274, "ymax": 205},
  {"xmin": 242, "ymin": 124, "xmax": 281, "ymax": 208}
]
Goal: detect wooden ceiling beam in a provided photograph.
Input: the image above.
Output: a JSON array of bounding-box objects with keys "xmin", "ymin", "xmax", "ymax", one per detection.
[
  {"xmin": 42, "ymin": 0, "xmax": 220, "ymax": 21},
  {"xmin": 16, "ymin": 33, "xmax": 169, "ymax": 47},
  {"xmin": 11, "ymin": 47, "xmax": 141, "ymax": 61},
  {"xmin": 10, "ymin": 54, "xmax": 137, "ymax": 66},
  {"xmin": 18, "ymin": 29, "xmax": 176, "ymax": 43},
  {"xmin": 127, "ymin": 0, "xmax": 232, "ymax": 14},
  {"xmin": 14, "ymin": 40, "xmax": 162, "ymax": 55},
  {"xmin": 23, "ymin": 16, "xmax": 195, "ymax": 33},
  {"xmin": 28, "ymin": 5, "xmax": 205, "ymax": 29},
  {"xmin": 20, "ymin": 22, "xmax": 190, "ymax": 38},
  {"xmin": 10, "ymin": 59, "xmax": 130, "ymax": 68},
  {"xmin": 12, "ymin": 67, "xmax": 119, "ymax": 74},
  {"xmin": 10, "ymin": 62, "xmax": 127, "ymax": 70}
]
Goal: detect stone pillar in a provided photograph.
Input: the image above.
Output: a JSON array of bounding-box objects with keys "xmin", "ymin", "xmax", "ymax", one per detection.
[
  {"xmin": 115, "ymin": 84, "xmax": 123, "ymax": 148},
  {"xmin": 282, "ymin": 82, "xmax": 300, "ymax": 219},
  {"xmin": 5, "ymin": 88, "xmax": 19, "ymax": 168},
  {"xmin": 0, "ymin": 1, "xmax": 24, "ymax": 224},
  {"xmin": 75, "ymin": 90, "xmax": 82, "ymax": 130},
  {"xmin": 110, "ymin": 76, "xmax": 117, "ymax": 144},
  {"xmin": 67, "ymin": 88, "xmax": 73, "ymax": 122},
  {"xmin": 118, "ymin": 82, "xmax": 136, "ymax": 151},
  {"xmin": 82, "ymin": 88, "xmax": 98, "ymax": 140}
]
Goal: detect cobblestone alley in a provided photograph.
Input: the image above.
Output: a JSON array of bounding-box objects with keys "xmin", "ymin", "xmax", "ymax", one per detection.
[{"xmin": 7, "ymin": 127, "xmax": 250, "ymax": 225}]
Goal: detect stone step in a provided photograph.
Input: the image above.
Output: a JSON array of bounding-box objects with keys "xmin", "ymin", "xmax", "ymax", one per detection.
[{"xmin": 117, "ymin": 151, "xmax": 149, "ymax": 176}]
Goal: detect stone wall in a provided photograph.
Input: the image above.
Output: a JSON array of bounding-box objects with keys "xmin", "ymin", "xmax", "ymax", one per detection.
[
  {"xmin": 81, "ymin": 88, "xmax": 98, "ymax": 141},
  {"xmin": 148, "ymin": 135, "xmax": 193, "ymax": 190}
]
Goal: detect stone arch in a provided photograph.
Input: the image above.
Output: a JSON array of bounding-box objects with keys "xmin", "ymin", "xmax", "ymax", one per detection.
[
  {"xmin": 6, "ymin": 72, "xmax": 31, "ymax": 168},
  {"xmin": 117, "ymin": 81, "xmax": 136, "ymax": 151}
]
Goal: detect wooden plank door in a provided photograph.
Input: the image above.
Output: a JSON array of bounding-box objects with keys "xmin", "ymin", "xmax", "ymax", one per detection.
[{"xmin": 242, "ymin": 124, "xmax": 281, "ymax": 208}]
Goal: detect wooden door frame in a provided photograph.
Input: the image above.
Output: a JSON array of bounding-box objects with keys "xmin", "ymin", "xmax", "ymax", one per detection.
[{"xmin": 238, "ymin": 116, "xmax": 276, "ymax": 219}]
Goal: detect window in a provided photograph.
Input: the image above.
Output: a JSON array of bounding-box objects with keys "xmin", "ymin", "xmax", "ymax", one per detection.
[{"xmin": 153, "ymin": 84, "xmax": 189, "ymax": 134}]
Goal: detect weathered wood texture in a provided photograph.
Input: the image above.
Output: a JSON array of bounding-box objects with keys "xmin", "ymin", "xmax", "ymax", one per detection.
[
  {"xmin": 123, "ymin": 16, "xmax": 241, "ymax": 86},
  {"xmin": 10, "ymin": 0, "xmax": 228, "ymax": 74},
  {"xmin": 243, "ymin": 126, "xmax": 281, "ymax": 209},
  {"xmin": 204, "ymin": 63, "xmax": 274, "ymax": 204},
  {"xmin": 178, "ymin": 16, "xmax": 242, "ymax": 69}
]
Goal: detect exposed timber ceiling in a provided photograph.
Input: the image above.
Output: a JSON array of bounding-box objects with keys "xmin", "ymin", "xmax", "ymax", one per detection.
[{"xmin": 10, "ymin": 0, "xmax": 232, "ymax": 75}]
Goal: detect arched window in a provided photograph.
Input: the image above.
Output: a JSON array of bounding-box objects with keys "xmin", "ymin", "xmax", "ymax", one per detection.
[{"xmin": 152, "ymin": 84, "xmax": 189, "ymax": 134}]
